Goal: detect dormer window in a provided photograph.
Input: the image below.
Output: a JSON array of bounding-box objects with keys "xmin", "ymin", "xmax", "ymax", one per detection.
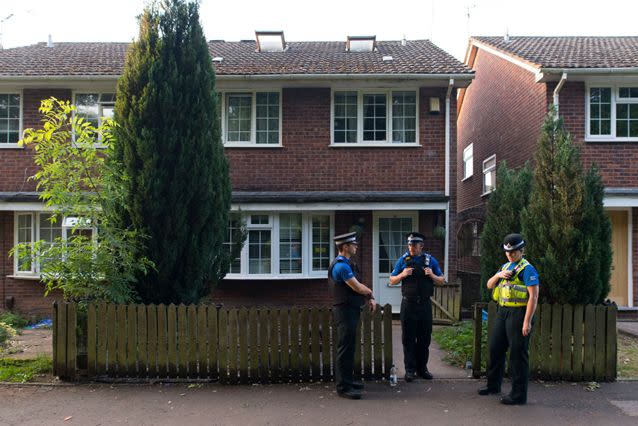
[
  {"xmin": 255, "ymin": 31, "xmax": 285, "ymax": 52},
  {"xmin": 346, "ymin": 35, "xmax": 376, "ymax": 52}
]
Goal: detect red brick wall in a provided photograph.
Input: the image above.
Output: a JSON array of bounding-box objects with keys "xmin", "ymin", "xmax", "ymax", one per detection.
[
  {"xmin": 457, "ymin": 50, "xmax": 547, "ymax": 214},
  {"xmin": 0, "ymin": 89, "xmax": 72, "ymax": 192},
  {"xmin": 226, "ymin": 87, "xmax": 449, "ymax": 192},
  {"xmin": 0, "ymin": 212, "xmax": 61, "ymax": 317}
]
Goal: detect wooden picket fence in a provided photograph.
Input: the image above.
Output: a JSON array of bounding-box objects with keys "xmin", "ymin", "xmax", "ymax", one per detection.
[
  {"xmin": 472, "ymin": 302, "xmax": 617, "ymax": 381},
  {"xmin": 53, "ymin": 303, "xmax": 393, "ymax": 383},
  {"xmin": 432, "ymin": 282, "xmax": 462, "ymax": 324}
]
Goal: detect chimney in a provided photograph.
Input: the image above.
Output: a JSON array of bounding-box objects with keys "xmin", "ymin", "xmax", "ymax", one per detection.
[
  {"xmin": 47, "ymin": 34, "xmax": 54, "ymax": 48},
  {"xmin": 504, "ymin": 28, "xmax": 510, "ymax": 43},
  {"xmin": 401, "ymin": 35, "xmax": 407, "ymax": 46}
]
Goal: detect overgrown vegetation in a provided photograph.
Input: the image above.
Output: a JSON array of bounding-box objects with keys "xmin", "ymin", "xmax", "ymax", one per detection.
[
  {"xmin": 432, "ymin": 321, "xmax": 487, "ymax": 371},
  {"xmin": 618, "ymin": 333, "xmax": 638, "ymax": 379},
  {"xmin": 0, "ymin": 322, "xmax": 16, "ymax": 348},
  {"xmin": 0, "ymin": 356, "xmax": 52, "ymax": 383},
  {"xmin": 0, "ymin": 312, "xmax": 28, "ymax": 329}
]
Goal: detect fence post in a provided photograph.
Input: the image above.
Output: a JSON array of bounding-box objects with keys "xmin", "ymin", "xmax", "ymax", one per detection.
[{"xmin": 472, "ymin": 303, "xmax": 483, "ymax": 379}]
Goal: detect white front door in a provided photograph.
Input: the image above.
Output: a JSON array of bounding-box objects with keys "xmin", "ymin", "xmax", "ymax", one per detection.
[{"xmin": 373, "ymin": 212, "xmax": 418, "ymax": 313}]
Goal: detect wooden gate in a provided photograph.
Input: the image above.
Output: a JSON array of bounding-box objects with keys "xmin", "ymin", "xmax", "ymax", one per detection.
[{"xmin": 53, "ymin": 303, "xmax": 393, "ymax": 383}]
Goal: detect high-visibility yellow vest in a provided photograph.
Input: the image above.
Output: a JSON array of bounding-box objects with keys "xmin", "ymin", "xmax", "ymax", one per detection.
[{"xmin": 492, "ymin": 259, "xmax": 530, "ymax": 307}]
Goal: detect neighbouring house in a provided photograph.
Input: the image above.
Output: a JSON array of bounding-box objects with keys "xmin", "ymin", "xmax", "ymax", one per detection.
[
  {"xmin": 0, "ymin": 32, "xmax": 473, "ymax": 315},
  {"xmin": 457, "ymin": 35, "xmax": 638, "ymax": 313}
]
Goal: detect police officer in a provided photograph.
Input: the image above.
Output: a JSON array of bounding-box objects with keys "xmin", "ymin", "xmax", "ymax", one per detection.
[
  {"xmin": 329, "ymin": 232, "xmax": 376, "ymax": 399},
  {"xmin": 389, "ymin": 232, "xmax": 445, "ymax": 382},
  {"xmin": 478, "ymin": 233, "xmax": 539, "ymax": 405}
]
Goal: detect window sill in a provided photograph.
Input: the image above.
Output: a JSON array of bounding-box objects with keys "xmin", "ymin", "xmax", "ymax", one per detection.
[
  {"xmin": 0, "ymin": 144, "xmax": 24, "ymax": 149},
  {"xmin": 223, "ymin": 143, "xmax": 283, "ymax": 148},
  {"xmin": 7, "ymin": 274, "xmax": 41, "ymax": 281},
  {"xmin": 224, "ymin": 274, "xmax": 327, "ymax": 280},
  {"xmin": 585, "ymin": 138, "xmax": 638, "ymax": 143},
  {"xmin": 462, "ymin": 175, "xmax": 473, "ymax": 182},
  {"xmin": 481, "ymin": 191, "xmax": 494, "ymax": 198},
  {"xmin": 330, "ymin": 142, "xmax": 421, "ymax": 148}
]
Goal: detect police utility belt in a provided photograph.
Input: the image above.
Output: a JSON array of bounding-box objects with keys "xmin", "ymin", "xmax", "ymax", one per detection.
[
  {"xmin": 492, "ymin": 259, "xmax": 530, "ymax": 308},
  {"xmin": 402, "ymin": 296, "xmax": 430, "ymax": 304}
]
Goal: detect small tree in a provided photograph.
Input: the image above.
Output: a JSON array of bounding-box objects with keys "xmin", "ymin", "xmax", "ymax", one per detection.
[
  {"xmin": 479, "ymin": 161, "xmax": 532, "ymax": 301},
  {"xmin": 112, "ymin": 0, "xmax": 232, "ymax": 304},
  {"xmin": 522, "ymin": 110, "xmax": 611, "ymax": 304},
  {"xmin": 11, "ymin": 98, "xmax": 152, "ymax": 303}
]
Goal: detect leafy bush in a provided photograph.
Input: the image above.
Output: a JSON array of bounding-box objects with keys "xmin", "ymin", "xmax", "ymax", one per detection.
[
  {"xmin": 0, "ymin": 312, "xmax": 28, "ymax": 329},
  {"xmin": 432, "ymin": 321, "xmax": 487, "ymax": 370},
  {"xmin": 0, "ymin": 356, "xmax": 52, "ymax": 382},
  {"xmin": 0, "ymin": 322, "xmax": 16, "ymax": 347}
]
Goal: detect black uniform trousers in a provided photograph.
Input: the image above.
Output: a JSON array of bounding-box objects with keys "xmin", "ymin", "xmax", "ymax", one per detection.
[
  {"xmin": 333, "ymin": 304, "xmax": 361, "ymax": 392},
  {"xmin": 400, "ymin": 297, "xmax": 433, "ymax": 374},
  {"xmin": 487, "ymin": 305, "xmax": 532, "ymax": 402}
]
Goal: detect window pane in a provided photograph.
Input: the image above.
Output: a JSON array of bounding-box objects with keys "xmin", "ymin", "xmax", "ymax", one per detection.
[
  {"xmin": 279, "ymin": 213, "xmax": 302, "ymax": 274},
  {"xmin": 378, "ymin": 217, "xmax": 413, "ymax": 274},
  {"xmin": 76, "ymin": 94, "xmax": 100, "ymax": 128},
  {"xmin": 392, "ymin": 91, "xmax": 416, "ymax": 143},
  {"xmin": 334, "ymin": 91, "xmax": 357, "ymax": 143},
  {"xmin": 251, "ymin": 215, "xmax": 269, "ymax": 225},
  {"xmin": 363, "ymin": 94, "xmax": 387, "ymax": 141},
  {"xmin": 248, "ymin": 230, "xmax": 271, "ymax": 274},
  {"xmin": 312, "ymin": 215, "xmax": 330, "ymax": 271},
  {"xmin": 226, "ymin": 94, "xmax": 252, "ymax": 142},
  {"xmin": 39, "ymin": 213, "xmax": 63, "ymax": 270},
  {"xmin": 0, "ymin": 94, "xmax": 20, "ymax": 144},
  {"xmin": 255, "ymin": 92, "xmax": 279, "ymax": 144},
  {"xmin": 17, "ymin": 214, "xmax": 33, "ymax": 272},
  {"xmin": 590, "ymin": 88, "xmax": 611, "ymax": 135},
  {"xmin": 224, "ymin": 217, "xmax": 243, "ymax": 273}
]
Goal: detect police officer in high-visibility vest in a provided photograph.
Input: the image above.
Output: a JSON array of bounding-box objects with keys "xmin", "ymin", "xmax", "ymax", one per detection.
[
  {"xmin": 329, "ymin": 232, "xmax": 376, "ymax": 400},
  {"xmin": 389, "ymin": 232, "xmax": 445, "ymax": 382},
  {"xmin": 478, "ymin": 233, "xmax": 540, "ymax": 405}
]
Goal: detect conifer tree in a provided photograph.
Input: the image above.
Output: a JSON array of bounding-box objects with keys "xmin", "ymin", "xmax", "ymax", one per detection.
[
  {"xmin": 521, "ymin": 110, "xmax": 611, "ymax": 304},
  {"xmin": 479, "ymin": 162, "xmax": 532, "ymax": 301},
  {"xmin": 112, "ymin": 0, "xmax": 231, "ymax": 304}
]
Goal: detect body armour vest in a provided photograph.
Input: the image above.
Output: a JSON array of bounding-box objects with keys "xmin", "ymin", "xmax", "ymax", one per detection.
[
  {"xmin": 401, "ymin": 253, "xmax": 434, "ymax": 298},
  {"xmin": 328, "ymin": 256, "xmax": 364, "ymax": 308},
  {"xmin": 492, "ymin": 259, "xmax": 530, "ymax": 307}
]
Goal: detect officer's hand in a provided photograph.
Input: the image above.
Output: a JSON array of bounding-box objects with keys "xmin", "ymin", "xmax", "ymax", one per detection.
[
  {"xmin": 369, "ymin": 299, "xmax": 377, "ymax": 313},
  {"xmin": 424, "ymin": 267, "xmax": 432, "ymax": 276},
  {"xmin": 522, "ymin": 321, "xmax": 532, "ymax": 336},
  {"xmin": 403, "ymin": 267, "xmax": 414, "ymax": 278},
  {"xmin": 497, "ymin": 270, "xmax": 512, "ymax": 280}
]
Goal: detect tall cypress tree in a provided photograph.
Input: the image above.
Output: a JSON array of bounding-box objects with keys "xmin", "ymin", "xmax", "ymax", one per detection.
[
  {"xmin": 479, "ymin": 161, "xmax": 532, "ymax": 301},
  {"xmin": 521, "ymin": 110, "xmax": 611, "ymax": 304},
  {"xmin": 112, "ymin": 0, "xmax": 231, "ymax": 304}
]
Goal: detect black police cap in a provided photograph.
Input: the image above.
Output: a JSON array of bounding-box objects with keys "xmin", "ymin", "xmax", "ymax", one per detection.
[
  {"xmin": 334, "ymin": 232, "xmax": 358, "ymax": 246},
  {"xmin": 406, "ymin": 232, "xmax": 425, "ymax": 244},
  {"xmin": 503, "ymin": 233, "xmax": 525, "ymax": 252}
]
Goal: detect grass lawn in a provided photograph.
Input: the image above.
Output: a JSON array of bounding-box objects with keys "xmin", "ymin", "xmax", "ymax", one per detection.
[
  {"xmin": 0, "ymin": 356, "xmax": 52, "ymax": 383},
  {"xmin": 618, "ymin": 333, "xmax": 638, "ymax": 379},
  {"xmin": 433, "ymin": 321, "xmax": 487, "ymax": 370}
]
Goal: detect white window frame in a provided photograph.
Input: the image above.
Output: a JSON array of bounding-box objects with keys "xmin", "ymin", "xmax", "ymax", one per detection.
[
  {"xmin": 225, "ymin": 211, "xmax": 334, "ymax": 279},
  {"xmin": 330, "ymin": 88, "xmax": 420, "ymax": 147},
  {"xmin": 72, "ymin": 91, "xmax": 116, "ymax": 147},
  {"xmin": 482, "ymin": 154, "xmax": 496, "ymax": 196},
  {"xmin": 462, "ymin": 143, "xmax": 473, "ymax": 180},
  {"xmin": 220, "ymin": 89, "xmax": 283, "ymax": 148},
  {"xmin": 0, "ymin": 90, "xmax": 24, "ymax": 149},
  {"xmin": 13, "ymin": 211, "xmax": 98, "ymax": 277},
  {"xmin": 585, "ymin": 84, "xmax": 638, "ymax": 142}
]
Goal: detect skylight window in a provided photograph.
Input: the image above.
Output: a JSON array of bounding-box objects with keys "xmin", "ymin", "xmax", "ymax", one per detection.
[
  {"xmin": 255, "ymin": 31, "xmax": 286, "ymax": 52},
  {"xmin": 346, "ymin": 35, "xmax": 376, "ymax": 52}
]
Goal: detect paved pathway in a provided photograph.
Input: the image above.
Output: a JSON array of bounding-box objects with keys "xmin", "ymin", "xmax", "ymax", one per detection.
[{"xmin": 618, "ymin": 321, "xmax": 638, "ymax": 338}]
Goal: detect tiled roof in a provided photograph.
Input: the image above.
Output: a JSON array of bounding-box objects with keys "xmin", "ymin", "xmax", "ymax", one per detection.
[
  {"xmin": 472, "ymin": 36, "xmax": 638, "ymax": 69},
  {"xmin": 0, "ymin": 40, "xmax": 472, "ymax": 77}
]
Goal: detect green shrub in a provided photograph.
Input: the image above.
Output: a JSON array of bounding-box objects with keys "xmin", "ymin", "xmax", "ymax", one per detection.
[
  {"xmin": 433, "ymin": 321, "xmax": 487, "ymax": 370},
  {"xmin": 0, "ymin": 322, "xmax": 16, "ymax": 347},
  {"xmin": 0, "ymin": 312, "xmax": 28, "ymax": 329},
  {"xmin": 0, "ymin": 356, "xmax": 52, "ymax": 382}
]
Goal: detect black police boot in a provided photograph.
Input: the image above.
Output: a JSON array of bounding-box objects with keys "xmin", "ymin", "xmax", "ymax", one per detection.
[
  {"xmin": 337, "ymin": 388, "xmax": 362, "ymax": 400},
  {"xmin": 477, "ymin": 386, "xmax": 500, "ymax": 396},
  {"xmin": 351, "ymin": 381, "xmax": 364, "ymax": 390},
  {"xmin": 404, "ymin": 371, "xmax": 416, "ymax": 382},
  {"xmin": 418, "ymin": 370, "xmax": 433, "ymax": 380},
  {"xmin": 500, "ymin": 395, "xmax": 525, "ymax": 405}
]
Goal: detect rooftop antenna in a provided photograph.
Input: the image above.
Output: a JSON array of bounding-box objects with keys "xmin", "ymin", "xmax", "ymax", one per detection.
[
  {"xmin": 465, "ymin": 3, "xmax": 477, "ymax": 41},
  {"xmin": 0, "ymin": 13, "xmax": 15, "ymax": 50}
]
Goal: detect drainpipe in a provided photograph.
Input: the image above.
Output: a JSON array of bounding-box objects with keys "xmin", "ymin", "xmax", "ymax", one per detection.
[
  {"xmin": 444, "ymin": 78, "xmax": 454, "ymax": 281},
  {"xmin": 553, "ymin": 72, "xmax": 567, "ymax": 119}
]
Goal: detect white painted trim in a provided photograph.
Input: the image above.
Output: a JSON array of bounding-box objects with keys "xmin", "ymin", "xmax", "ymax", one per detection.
[
  {"xmin": 14, "ymin": 212, "xmax": 35, "ymax": 275},
  {"xmin": 231, "ymin": 201, "xmax": 448, "ymax": 211},
  {"xmin": 0, "ymin": 89, "xmax": 23, "ymax": 148},
  {"xmin": 462, "ymin": 143, "xmax": 474, "ymax": 179},
  {"xmin": 330, "ymin": 88, "xmax": 420, "ymax": 146},
  {"xmin": 585, "ymin": 83, "xmax": 638, "ymax": 142},
  {"xmin": 470, "ymin": 40, "xmax": 541, "ymax": 76},
  {"xmin": 482, "ymin": 154, "xmax": 496, "ymax": 195},
  {"xmin": 221, "ymin": 89, "xmax": 283, "ymax": 147},
  {"xmin": 0, "ymin": 202, "xmax": 46, "ymax": 211}
]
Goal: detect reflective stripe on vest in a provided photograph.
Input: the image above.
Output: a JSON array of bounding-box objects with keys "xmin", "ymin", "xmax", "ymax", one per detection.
[{"xmin": 492, "ymin": 259, "xmax": 530, "ymax": 307}]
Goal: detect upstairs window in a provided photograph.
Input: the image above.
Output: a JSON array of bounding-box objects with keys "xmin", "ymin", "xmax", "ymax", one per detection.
[
  {"xmin": 463, "ymin": 144, "xmax": 474, "ymax": 180},
  {"xmin": 332, "ymin": 89, "xmax": 418, "ymax": 146},
  {"xmin": 482, "ymin": 155, "xmax": 496, "ymax": 195},
  {"xmin": 0, "ymin": 93, "xmax": 21, "ymax": 145},
  {"xmin": 458, "ymin": 221, "xmax": 482, "ymax": 258},
  {"xmin": 223, "ymin": 91, "xmax": 281, "ymax": 146},
  {"xmin": 587, "ymin": 86, "xmax": 638, "ymax": 140}
]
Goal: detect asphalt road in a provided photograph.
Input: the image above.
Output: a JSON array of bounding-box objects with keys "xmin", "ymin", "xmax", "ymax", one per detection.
[{"xmin": 1, "ymin": 379, "xmax": 637, "ymax": 425}]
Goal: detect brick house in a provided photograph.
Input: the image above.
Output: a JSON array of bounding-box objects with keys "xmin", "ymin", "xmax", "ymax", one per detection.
[
  {"xmin": 457, "ymin": 36, "xmax": 638, "ymax": 311},
  {"xmin": 0, "ymin": 33, "xmax": 473, "ymax": 315}
]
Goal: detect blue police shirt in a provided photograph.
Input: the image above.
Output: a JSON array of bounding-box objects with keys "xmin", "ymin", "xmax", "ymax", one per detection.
[
  {"xmin": 501, "ymin": 259, "xmax": 540, "ymax": 286},
  {"xmin": 331, "ymin": 256, "xmax": 355, "ymax": 283},
  {"xmin": 390, "ymin": 252, "xmax": 443, "ymax": 277}
]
